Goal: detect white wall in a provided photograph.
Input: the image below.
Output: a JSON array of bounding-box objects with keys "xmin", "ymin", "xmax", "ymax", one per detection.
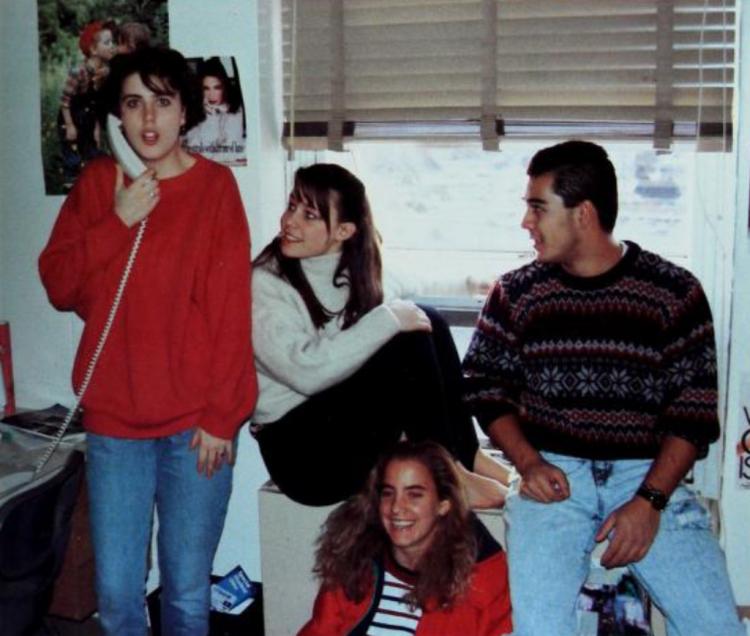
[
  {"xmin": 0, "ymin": 1, "xmax": 9, "ymax": 321},
  {"xmin": 170, "ymin": 0, "xmax": 287, "ymax": 585},
  {"xmin": 0, "ymin": 1, "xmax": 79, "ymax": 405},
  {"xmin": 0, "ymin": 0, "xmax": 286, "ymax": 584},
  {"xmin": 721, "ymin": 4, "xmax": 750, "ymax": 609}
]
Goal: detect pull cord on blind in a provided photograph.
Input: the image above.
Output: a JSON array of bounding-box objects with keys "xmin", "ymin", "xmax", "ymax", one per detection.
[{"xmin": 282, "ymin": 0, "xmax": 735, "ymax": 152}]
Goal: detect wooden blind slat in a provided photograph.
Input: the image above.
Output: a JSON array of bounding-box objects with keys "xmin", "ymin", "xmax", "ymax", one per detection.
[{"xmin": 282, "ymin": 0, "xmax": 735, "ymax": 147}]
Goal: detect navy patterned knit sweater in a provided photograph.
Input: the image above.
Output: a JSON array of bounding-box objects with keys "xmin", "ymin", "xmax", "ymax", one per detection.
[{"xmin": 462, "ymin": 241, "xmax": 719, "ymax": 460}]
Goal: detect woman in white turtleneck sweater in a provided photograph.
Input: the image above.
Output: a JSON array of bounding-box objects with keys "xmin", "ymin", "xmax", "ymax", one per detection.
[{"xmin": 251, "ymin": 164, "xmax": 510, "ymax": 506}]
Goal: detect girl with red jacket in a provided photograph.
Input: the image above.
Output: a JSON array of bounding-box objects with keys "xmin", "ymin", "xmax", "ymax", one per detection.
[{"xmin": 298, "ymin": 441, "xmax": 512, "ymax": 636}]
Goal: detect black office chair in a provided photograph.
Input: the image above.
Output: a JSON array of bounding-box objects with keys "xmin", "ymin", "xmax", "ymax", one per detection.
[{"xmin": 0, "ymin": 450, "xmax": 85, "ymax": 636}]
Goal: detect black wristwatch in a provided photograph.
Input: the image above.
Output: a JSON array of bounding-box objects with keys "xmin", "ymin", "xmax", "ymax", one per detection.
[{"xmin": 636, "ymin": 484, "xmax": 669, "ymax": 511}]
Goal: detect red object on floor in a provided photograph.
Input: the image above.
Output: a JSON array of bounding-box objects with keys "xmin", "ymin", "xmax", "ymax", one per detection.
[{"xmin": 0, "ymin": 321, "xmax": 15, "ymax": 416}]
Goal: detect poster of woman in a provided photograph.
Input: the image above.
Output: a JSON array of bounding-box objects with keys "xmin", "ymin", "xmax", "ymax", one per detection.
[
  {"xmin": 183, "ymin": 56, "xmax": 247, "ymax": 167},
  {"xmin": 37, "ymin": 0, "xmax": 168, "ymax": 195}
]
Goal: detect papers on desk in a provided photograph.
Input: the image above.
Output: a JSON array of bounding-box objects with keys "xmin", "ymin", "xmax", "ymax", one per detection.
[
  {"xmin": 0, "ymin": 420, "xmax": 81, "ymax": 505},
  {"xmin": 0, "ymin": 470, "xmax": 34, "ymax": 493},
  {"xmin": 0, "ymin": 423, "xmax": 53, "ymax": 482},
  {"xmin": 1, "ymin": 404, "xmax": 84, "ymax": 442}
]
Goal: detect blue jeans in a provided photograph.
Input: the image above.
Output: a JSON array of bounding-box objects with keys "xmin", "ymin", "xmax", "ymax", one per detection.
[
  {"xmin": 86, "ymin": 430, "xmax": 233, "ymax": 636},
  {"xmin": 505, "ymin": 452, "xmax": 743, "ymax": 636}
]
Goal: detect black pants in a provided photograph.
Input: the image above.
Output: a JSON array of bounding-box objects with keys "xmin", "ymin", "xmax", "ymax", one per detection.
[{"xmin": 255, "ymin": 306, "xmax": 479, "ymax": 506}]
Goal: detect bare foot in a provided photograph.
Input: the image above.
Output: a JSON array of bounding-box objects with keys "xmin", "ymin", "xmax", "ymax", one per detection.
[
  {"xmin": 473, "ymin": 448, "xmax": 514, "ymax": 486},
  {"xmin": 455, "ymin": 462, "xmax": 508, "ymax": 509}
]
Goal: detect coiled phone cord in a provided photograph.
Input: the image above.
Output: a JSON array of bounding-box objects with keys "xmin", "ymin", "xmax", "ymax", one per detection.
[{"xmin": 33, "ymin": 218, "xmax": 148, "ymax": 477}]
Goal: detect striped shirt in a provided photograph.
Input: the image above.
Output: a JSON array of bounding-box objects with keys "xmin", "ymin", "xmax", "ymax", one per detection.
[{"xmin": 367, "ymin": 560, "xmax": 421, "ymax": 635}]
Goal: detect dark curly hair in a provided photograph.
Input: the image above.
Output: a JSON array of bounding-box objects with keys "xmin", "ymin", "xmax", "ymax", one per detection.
[
  {"xmin": 100, "ymin": 46, "xmax": 205, "ymax": 132},
  {"xmin": 312, "ymin": 441, "xmax": 477, "ymax": 609}
]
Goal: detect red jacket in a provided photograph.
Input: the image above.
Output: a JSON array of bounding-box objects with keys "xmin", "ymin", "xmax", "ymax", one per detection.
[
  {"xmin": 298, "ymin": 524, "xmax": 512, "ymax": 636},
  {"xmin": 39, "ymin": 155, "xmax": 257, "ymax": 439}
]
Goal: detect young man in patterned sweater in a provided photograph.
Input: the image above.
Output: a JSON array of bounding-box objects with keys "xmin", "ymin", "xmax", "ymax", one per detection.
[{"xmin": 462, "ymin": 140, "xmax": 743, "ymax": 635}]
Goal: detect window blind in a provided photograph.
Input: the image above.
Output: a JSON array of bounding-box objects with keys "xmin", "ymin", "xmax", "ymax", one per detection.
[{"xmin": 282, "ymin": 0, "xmax": 735, "ymax": 150}]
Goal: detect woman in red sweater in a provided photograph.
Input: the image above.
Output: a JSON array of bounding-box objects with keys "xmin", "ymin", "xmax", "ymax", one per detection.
[
  {"xmin": 299, "ymin": 441, "xmax": 512, "ymax": 636},
  {"xmin": 39, "ymin": 47, "xmax": 256, "ymax": 636}
]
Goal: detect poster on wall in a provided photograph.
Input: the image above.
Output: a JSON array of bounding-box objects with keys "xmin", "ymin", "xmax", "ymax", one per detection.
[
  {"xmin": 738, "ymin": 375, "xmax": 750, "ymax": 488},
  {"xmin": 183, "ymin": 56, "xmax": 247, "ymax": 167},
  {"xmin": 38, "ymin": 0, "xmax": 169, "ymax": 195}
]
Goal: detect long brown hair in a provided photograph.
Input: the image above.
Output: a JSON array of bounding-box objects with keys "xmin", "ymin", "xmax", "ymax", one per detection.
[
  {"xmin": 254, "ymin": 164, "xmax": 383, "ymax": 329},
  {"xmin": 313, "ymin": 441, "xmax": 477, "ymax": 609}
]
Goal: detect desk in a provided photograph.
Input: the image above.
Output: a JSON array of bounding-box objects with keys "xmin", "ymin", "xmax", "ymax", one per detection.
[
  {"xmin": 0, "ymin": 423, "xmax": 96, "ymax": 621},
  {"xmin": 48, "ymin": 477, "xmax": 96, "ymax": 620}
]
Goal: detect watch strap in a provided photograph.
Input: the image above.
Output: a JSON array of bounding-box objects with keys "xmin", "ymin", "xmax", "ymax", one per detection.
[{"xmin": 636, "ymin": 484, "xmax": 669, "ymax": 511}]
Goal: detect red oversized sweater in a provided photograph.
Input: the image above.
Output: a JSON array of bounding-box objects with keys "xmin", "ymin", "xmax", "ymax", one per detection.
[{"xmin": 39, "ymin": 155, "xmax": 257, "ymax": 439}]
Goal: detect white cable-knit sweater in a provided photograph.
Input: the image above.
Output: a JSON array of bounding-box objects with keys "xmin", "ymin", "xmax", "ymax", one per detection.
[{"xmin": 251, "ymin": 253, "xmax": 401, "ymax": 424}]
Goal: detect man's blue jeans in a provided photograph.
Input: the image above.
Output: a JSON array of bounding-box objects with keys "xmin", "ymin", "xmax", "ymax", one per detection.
[
  {"xmin": 86, "ymin": 430, "xmax": 233, "ymax": 636},
  {"xmin": 505, "ymin": 451, "xmax": 743, "ymax": 636}
]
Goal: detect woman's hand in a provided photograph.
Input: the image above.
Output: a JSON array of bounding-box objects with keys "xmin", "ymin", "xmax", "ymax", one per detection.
[
  {"xmin": 190, "ymin": 427, "xmax": 235, "ymax": 478},
  {"xmin": 387, "ymin": 299, "xmax": 432, "ymax": 332},
  {"xmin": 114, "ymin": 164, "xmax": 159, "ymax": 227}
]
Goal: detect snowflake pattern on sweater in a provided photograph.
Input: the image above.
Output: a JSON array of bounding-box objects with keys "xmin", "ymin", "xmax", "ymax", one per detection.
[{"xmin": 462, "ymin": 241, "xmax": 719, "ymax": 459}]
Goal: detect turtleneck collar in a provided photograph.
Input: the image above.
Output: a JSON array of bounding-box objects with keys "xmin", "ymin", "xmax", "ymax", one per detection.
[
  {"xmin": 300, "ymin": 252, "xmax": 342, "ymax": 278},
  {"xmin": 297, "ymin": 252, "xmax": 349, "ymax": 316}
]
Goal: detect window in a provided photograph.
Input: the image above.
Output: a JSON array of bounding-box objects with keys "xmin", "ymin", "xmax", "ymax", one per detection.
[
  {"xmin": 275, "ymin": 1, "xmax": 737, "ymax": 498},
  {"xmin": 289, "ymin": 140, "xmax": 696, "ymax": 300}
]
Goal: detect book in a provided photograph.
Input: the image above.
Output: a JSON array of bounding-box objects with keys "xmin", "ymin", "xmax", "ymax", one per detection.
[{"xmin": 210, "ymin": 566, "xmax": 259, "ymax": 615}]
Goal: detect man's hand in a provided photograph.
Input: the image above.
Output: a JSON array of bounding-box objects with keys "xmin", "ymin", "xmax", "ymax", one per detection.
[
  {"xmin": 519, "ymin": 457, "xmax": 570, "ymax": 503},
  {"xmin": 190, "ymin": 427, "xmax": 234, "ymax": 478},
  {"xmin": 485, "ymin": 414, "xmax": 569, "ymax": 503},
  {"xmin": 596, "ymin": 496, "xmax": 660, "ymax": 568}
]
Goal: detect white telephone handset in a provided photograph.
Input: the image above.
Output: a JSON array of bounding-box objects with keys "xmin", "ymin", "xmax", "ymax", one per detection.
[
  {"xmin": 33, "ymin": 116, "xmax": 149, "ymax": 477},
  {"xmin": 107, "ymin": 114, "xmax": 147, "ymax": 179}
]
